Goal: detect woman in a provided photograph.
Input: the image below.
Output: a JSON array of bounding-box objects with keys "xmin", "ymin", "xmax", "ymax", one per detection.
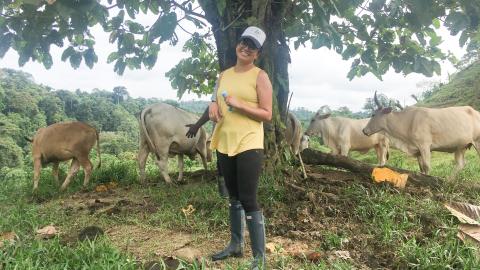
[{"xmin": 208, "ymin": 26, "xmax": 273, "ymax": 270}]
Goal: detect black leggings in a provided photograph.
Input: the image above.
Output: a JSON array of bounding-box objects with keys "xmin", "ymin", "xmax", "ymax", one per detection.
[{"xmin": 217, "ymin": 149, "xmax": 264, "ymax": 212}]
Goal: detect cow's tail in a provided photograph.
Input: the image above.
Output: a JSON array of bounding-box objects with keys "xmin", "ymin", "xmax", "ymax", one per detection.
[
  {"xmin": 140, "ymin": 106, "xmax": 159, "ymax": 159},
  {"xmin": 95, "ymin": 129, "xmax": 102, "ymax": 168},
  {"xmin": 24, "ymin": 136, "xmax": 33, "ymax": 143}
]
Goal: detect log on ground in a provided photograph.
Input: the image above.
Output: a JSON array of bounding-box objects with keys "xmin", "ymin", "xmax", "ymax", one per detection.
[{"xmin": 301, "ymin": 148, "xmax": 443, "ymax": 190}]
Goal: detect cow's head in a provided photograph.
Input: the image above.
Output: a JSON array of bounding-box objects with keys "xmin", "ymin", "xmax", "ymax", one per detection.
[
  {"xmin": 305, "ymin": 112, "xmax": 331, "ymax": 136},
  {"xmin": 299, "ymin": 134, "xmax": 310, "ymax": 152},
  {"xmin": 362, "ymin": 91, "xmax": 393, "ymax": 136}
]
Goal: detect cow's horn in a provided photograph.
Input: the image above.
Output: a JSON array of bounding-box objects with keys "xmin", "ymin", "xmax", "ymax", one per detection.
[
  {"xmin": 395, "ymin": 100, "xmax": 404, "ymax": 110},
  {"xmin": 374, "ymin": 91, "xmax": 382, "ymax": 109}
]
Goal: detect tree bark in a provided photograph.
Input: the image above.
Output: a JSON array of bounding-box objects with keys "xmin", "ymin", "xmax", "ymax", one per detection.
[{"xmin": 301, "ymin": 148, "xmax": 444, "ymax": 190}]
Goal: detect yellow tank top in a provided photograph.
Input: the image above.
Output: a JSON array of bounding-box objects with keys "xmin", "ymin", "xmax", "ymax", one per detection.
[{"xmin": 210, "ymin": 66, "xmax": 264, "ymax": 156}]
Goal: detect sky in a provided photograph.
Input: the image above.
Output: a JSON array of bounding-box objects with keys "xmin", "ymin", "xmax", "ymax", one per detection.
[{"xmin": 0, "ymin": 19, "xmax": 465, "ymax": 112}]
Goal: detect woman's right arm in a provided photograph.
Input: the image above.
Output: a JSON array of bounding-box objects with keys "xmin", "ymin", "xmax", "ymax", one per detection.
[{"xmin": 209, "ymin": 72, "xmax": 224, "ymax": 122}]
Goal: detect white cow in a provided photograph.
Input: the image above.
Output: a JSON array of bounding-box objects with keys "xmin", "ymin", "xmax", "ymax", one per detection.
[
  {"xmin": 362, "ymin": 93, "xmax": 480, "ymax": 174},
  {"xmin": 285, "ymin": 112, "xmax": 309, "ymax": 178},
  {"xmin": 138, "ymin": 103, "xmax": 212, "ymax": 183},
  {"xmin": 305, "ymin": 112, "xmax": 389, "ymax": 166}
]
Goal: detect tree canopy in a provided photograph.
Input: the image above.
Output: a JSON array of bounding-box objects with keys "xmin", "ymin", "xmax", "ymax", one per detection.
[{"xmin": 1, "ymin": 0, "xmax": 479, "ymax": 93}]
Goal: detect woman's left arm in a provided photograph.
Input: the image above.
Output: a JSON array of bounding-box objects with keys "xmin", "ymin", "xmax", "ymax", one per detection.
[{"xmin": 225, "ymin": 70, "xmax": 273, "ymax": 122}]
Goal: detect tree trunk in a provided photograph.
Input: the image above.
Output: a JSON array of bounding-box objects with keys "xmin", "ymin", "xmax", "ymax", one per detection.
[
  {"xmin": 199, "ymin": 0, "xmax": 292, "ymax": 170},
  {"xmin": 301, "ymin": 148, "xmax": 444, "ymax": 190}
]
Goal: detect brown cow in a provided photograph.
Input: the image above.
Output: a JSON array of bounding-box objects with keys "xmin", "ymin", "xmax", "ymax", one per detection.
[{"xmin": 29, "ymin": 122, "xmax": 101, "ymax": 191}]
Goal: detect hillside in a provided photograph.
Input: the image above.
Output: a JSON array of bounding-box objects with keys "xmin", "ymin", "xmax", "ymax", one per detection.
[
  {"xmin": 0, "ymin": 68, "xmax": 211, "ymax": 169},
  {"xmin": 419, "ymin": 61, "xmax": 480, "ymax": 110}
]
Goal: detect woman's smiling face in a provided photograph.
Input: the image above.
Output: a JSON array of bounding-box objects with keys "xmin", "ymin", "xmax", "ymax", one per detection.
[{"xmin": 236, "ymin": 38, "xmax": 259, "ymax": 63}]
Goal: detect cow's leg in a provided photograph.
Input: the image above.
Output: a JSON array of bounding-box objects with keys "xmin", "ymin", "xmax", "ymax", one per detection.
[
  {"xmin": 33, "ymin": 158, "xmax": 42, "ymax": 192},
  {"xmin": 416, "ymin": 155, "xmax": 424, "ymax": 173},
  {"xmin": 379, "ymin": 144, "xmax": 388, "ymax": 166},
  {"xmin": 79, "ymin": 158, "xmax": 93, "ymax": 189},
  {"xmin": 450, "ymin": 148, "xmax": 467, "ymax": 180},
  {"xmin": 52, "ymin": 162, "xmax": 60, "ymax": 185},
  {"xmin": 60, "ymin": 159, "xmax": 80, "ymax": 191},
  {"xmin": 155, "ymin": 156, "xmax": 172, "ymax": 184},
  {"xmin": 339, "ymin": 145, "xmax": 350, "ymax": 156},
  {"xmin": 200, "ymin": 152, "xmax": 208, "ymax": 171},
  {"xmin": 418, "ymin": 148, "xmax": 431, "ymax": 174},
  {"xmin": 374, "ymin": 145, "xmax": 383, "ymax": 166},
  {"xmin": 138, "ymin": 140, "xmax": 150, "ymax": 183},
  {"xmin": 474, "ymin": 141, "xmax": 480, "ymax": 159},
  {"xmin": 177, "ymin": 154, "xmax": 184, "ymax": 182}
]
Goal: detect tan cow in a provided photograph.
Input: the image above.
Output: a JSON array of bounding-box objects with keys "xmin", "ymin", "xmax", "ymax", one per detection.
[
  {"xmin": 362, "ymin": 92, "xmax": 480, "ymax": 175},
  {"xmin": 285, "ymin": 112, "xmax": 309, "ymax": 178},
  {"xmin": 138, "ymin": 103, "xmax": 212, "ymax": 184},
  {"xmin": 305, "ymin": 113, "xmax": 389, "ymax": 166},
  {"xmin": 30, "ymin": 122, "xmax": 101, "ymax": 192},
  {"xmin": 285, "ymin": 112, "xmax": 309, "ymax": 155}
]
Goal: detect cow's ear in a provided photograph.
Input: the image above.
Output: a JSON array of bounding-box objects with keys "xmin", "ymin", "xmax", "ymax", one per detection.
[
  {"xmin": 321, "ymin": 113, "xmax": 331, "ymax": 119},
  {"xmin": 382, "ymin": 107, "xmax": 393, "ymax": 114}
]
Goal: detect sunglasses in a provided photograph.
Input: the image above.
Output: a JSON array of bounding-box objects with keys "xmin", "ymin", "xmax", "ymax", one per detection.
[{"xmin": 238, "ymin": 38, "xmax": 258, "ymax": 51}]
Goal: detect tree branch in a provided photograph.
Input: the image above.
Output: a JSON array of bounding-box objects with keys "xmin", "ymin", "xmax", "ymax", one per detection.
[
  {"xmin": 171, "ymin": 1, "xmax": 206, "ymax": 20},
  {"xmin": 216, "ymin": 2, "xmax": 246, "ymax": 32},
  {"xmin": 177, "ymin": 23, "xmax": 195, "ymax": 36}
]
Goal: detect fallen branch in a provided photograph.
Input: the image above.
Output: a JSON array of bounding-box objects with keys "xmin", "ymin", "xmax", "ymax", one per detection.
[{"xmin": 301, "ymin": 148, "xmax": 443, "ymax": 190}]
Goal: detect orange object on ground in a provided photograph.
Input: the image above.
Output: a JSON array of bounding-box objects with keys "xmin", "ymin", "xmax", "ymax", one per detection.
[{"xmin": 371, "ymin": 167, "xmax": 408, "ymax": 189}]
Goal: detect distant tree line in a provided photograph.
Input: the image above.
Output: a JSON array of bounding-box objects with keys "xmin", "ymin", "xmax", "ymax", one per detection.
[{"xmin": 0, "ymin": 68, "xmax": 208, "ymax": 169}]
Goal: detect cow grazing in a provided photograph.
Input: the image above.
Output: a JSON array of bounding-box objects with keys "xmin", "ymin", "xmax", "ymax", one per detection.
[
  {"xmin": 138, "ymin": 103, "xmax": 212, "ymax": 184},
  {"xmin": 362, "ymin": 92, "xmax": 480, "ymax": 175},
  {"xmin": 305, "ymin": 112, "xmax": 389, "ymax": 166},
  {"xmin": 285, "ymin": 112, "xmax": 309, "ymax": 178},
  {"xmin": 286, "ymin": 112, "xmax": 309, "ymax": 155},
  {"xmin": 30, "ymin": 122, "xmax": 101, "ymax": 192}
]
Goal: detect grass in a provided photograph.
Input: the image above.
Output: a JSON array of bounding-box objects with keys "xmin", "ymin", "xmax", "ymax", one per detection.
[{"xmin": 1, "ymin": 143, "xmax": 480, "ymax": 269}]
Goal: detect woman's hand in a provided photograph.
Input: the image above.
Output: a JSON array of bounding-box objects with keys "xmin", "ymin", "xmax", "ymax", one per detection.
[
  {"xmin": 224, "ymin": 96, "xmax": 244, "ymax": 110},
  {"xmin": 209, "ymin": 101, "xmax": 222, "ymax": 122}
]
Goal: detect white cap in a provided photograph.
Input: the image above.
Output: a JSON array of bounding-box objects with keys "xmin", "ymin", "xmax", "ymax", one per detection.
[{"xmin": 240, "ymin": 26, "xmax": 266, "ymax": 49}]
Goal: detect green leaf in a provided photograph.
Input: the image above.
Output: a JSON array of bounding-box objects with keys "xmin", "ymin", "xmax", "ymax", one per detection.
[
  {"xmin": 41, "ymin": 53, "xmax": 53, "ymax": 69},
  {"xmin": 0, "ymin": 33, "xmax": 13, "ymax": 57},
  {"xmin": 61, "ymin": 47, "xmax": 75, "ymax": 62},
  {"xmin": 107, "ymin": 52, "xmax": 119, "ymax": 63},
  {"xmin": 416, "ymin": 32, "xmax": 426, "ymax": 46},
  {"xmin": 427, "ymin": 31, "xmax": 442, "ymax": 47},
  {"xmin": 114, "ymin": 59, "xmax": 127, "ymax": 75},
  {"xmin": 432, "ymin": 61, "xmax": 441, "ymax": 75},
  {"xmin": 122, "ymin": 33, "xmax": 135, "ymax": 52},
  {"xmin": 127, "ymin": 21, "xmax": 145, "ymax": 34},
  {"xmin": 149, "ymin": 0, "xmax": 159, "ymax": 14},
  {"xmin": 311, "ymin": 33, "xmax": 331, "ymax": 49},
  {"xmin": 459, "ymin": 31, "xmax": 469, "ymax": 47},
  {"xmin": 84, "ymin": 48, "xmax": 97, "ymax": 68},
  {"xmin": 149, "ymin": 12, "xmax": 177, "ymax": 42},
  {"xmin": 446, "ymin": 12, "xmax": 469, "ymax": 36},
  {"xmin": 432, "ymin": 18, "xmax": 441, "ymax": 29},
  {"xmin": 140, "ymin": 1, "xmax": 148, "ymax": 14},
  {"xmin": 69, "ymin": 52, "xmax": 83, "ymax": 69},
  {"xmin": 341, "ymin": 44, "xmax": 358, "ymax": 60}
]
